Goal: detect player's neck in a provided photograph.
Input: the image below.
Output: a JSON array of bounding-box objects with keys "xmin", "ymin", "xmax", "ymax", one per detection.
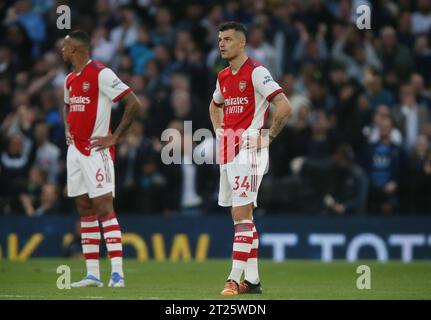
[
  {"xmin": 229, "ymin": 54, "xmax": 248, "ymax": 74},
  {"xmin": 72, "ymin": 56, "xmax": 91, "ymax": 73}
]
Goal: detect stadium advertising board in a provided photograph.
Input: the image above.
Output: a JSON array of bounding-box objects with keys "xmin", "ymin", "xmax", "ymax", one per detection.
[{"xmin": 0, "ymin": 216, "xmax": 430, "ymax": 261}]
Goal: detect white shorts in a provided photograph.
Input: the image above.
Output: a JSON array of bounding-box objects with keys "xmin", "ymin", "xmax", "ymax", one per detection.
[
  {"xmin": 67, "ymin": 144, "xmax": 115, "ymax": 199},
  {"xmin": 218, "ymin": 147, "xmax": 269, "ymax": 208}
]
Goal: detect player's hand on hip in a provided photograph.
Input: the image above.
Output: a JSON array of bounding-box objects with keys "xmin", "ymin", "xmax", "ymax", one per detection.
[
  {"xmin": 65, "ymin": 130, "xmax": 74, "ymax": 145},
  {"xmin": 215, "ymin": 127, "xmax": 224, "ymax": 140},
  {"xmin": 241, "ymin": 135, "xmax": 269, "ymax": 150},
  {"xmin": 89, "ymin": 134, "xmax": 119, "ymax": 152}
]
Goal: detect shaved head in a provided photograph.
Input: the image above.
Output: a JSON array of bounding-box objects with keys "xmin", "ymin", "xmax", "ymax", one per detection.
[
  {"xmin": 67, "ymin": 30, "xmax": 91, "ymax": 50},
  {"xmin": 62, "ymin": 30, "xmax": 91, "ymax": 64}
]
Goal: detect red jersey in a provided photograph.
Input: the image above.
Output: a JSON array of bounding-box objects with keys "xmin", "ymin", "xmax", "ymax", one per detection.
[
  {"xmin": 64, "ymin": 60, "xmax": 131, "ymax": 159},
  {"xmin": 212, "ymin": 58, "xmax": 283, "ymax": 164}
]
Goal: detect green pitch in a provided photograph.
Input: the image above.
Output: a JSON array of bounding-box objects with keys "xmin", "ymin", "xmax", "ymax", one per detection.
[{"xmin": 0, "ymin": 259, "xmax": 430, "ymax": 299}]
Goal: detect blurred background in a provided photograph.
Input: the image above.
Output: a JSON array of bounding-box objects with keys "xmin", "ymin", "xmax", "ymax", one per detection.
[{"xmin": 1, "ymin": 0, "xmax": 431, "ymax": 219}]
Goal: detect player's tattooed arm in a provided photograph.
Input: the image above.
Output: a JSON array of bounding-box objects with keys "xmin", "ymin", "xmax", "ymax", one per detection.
[
  {"xmin": 90, "ymin": 91, "xmax": 142, "ymax": 151},
  {"xmin": 209, "ymin": 100, "xmax": 225, "ymax": 140},
  {"xmin": 268, "ymin": 92, "xmax": 292, "ymax": 144},
  {"xmin": 113, "ymin": 91, "xmax": 141, "ymax": 140},
  {"xmin": 243, "ymin": 92, "xmax": 292, "ymax": 150}
]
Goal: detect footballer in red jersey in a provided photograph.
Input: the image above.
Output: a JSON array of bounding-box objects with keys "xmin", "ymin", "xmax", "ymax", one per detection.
[
  {"xmin": 62, "ymin": 31, "xmax": 142, "ymax": 288},
  {"xmin": 209, "ymin": 22, "xmax": 292, "ymax": 295}
]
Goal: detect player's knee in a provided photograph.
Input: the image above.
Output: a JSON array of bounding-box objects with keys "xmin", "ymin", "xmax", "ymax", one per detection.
[
  {"xmin": 77, "ymin": 206, "xmax": 96, "ymax": 216},
  {"xmin": 231, "ymin": 204, "xmax": 253, "ymax": 221},
  {"xmin": 93, "ymin": 202, "xmax": 113, "ymax": 217}
]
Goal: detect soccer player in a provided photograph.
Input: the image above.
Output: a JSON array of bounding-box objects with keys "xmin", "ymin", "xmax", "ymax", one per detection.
[
  {"xmin": 209, "ymin": 22, "xmax": 292, "ymax": 295},
  {"xmin": 62, "ymin": 31, "xmax": 142, "ymax": 287}
]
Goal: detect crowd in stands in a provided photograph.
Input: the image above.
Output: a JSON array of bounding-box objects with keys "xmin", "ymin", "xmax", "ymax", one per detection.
[{"xmin": 1, "ymin": 0, "xmax": 431, "ymax": 216}]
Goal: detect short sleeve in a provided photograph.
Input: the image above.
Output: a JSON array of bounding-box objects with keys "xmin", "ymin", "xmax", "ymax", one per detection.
[
  {"xmin": 64, "ymin": 78, "xmax": 69, "ymax": 105},
  {"xmin": 98, "ymin": 68, "xmax": 131, "ymax": 102},
  {"xmin": 212, "ymin": 79, "xmax": 224, "ymax": 107},
  {"xmin": 251, "ymin": 66, "xmax": 283, "ymax": 102}
]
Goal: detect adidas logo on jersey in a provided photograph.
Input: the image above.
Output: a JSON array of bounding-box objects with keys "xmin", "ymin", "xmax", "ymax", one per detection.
[
  {"xmin": 96, "ymin": 183, "xmax": 103, "ymax": 188},
  {"xmin": 239, "ymin": 192, "xmax": 248, "ymax": 198}
]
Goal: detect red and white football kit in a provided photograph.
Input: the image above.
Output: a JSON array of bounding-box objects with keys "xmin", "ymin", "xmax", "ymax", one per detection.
[
  {"xmin": 64, "ymin": 60, "xmax": 131, "ymax": 198},
  {"xmin": 213, "ymin": 58, "xmax": 282, "ymax": 207}
]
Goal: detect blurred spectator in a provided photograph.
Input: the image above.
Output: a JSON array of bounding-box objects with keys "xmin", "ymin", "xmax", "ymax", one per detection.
[
  {"xmin": 411, "ymin": 0, "xmax": 431, "ymax": 35},
  {"xmin": 293, "ymin": 22, "xmax": 328, "ymax": 72},
  {"xmin": 91, "ymin": 26, "xmax": 116, "ymax": 64},
  {"xmin": 127, "ymin": 25, "xmax": 154, "ymax": 75},
  {"xmin": 4, "ymin": 0, "xmax": 46, "ymax": 57},
  {"xmin": 363, "ymin": 66, "xmax": 394, "ymax": 110},
  {"xmin": 365, "ymin": 117, "xmax": 405, "ymax": 214},
  {"xmin": 412, "ymin": 35, "xmax": 431, "ymax": 85},
  {"xmin": 0, "ymin": 134, "xmax": 33, "ymax": 213},
  {"xmin": 308, "ymin": 78, "xmax": 335, "ymax": 112},
  {"xmin": 416, "ymin": 150, "xmax": 431, "ymax": 212},
  {"xmin": 410, "ymin": 73, "xmax": 431, "ymax": 110},
  {"xmin": 402, "ymin": 134, "xmax": 431, "ymax": 213},
  {"xmin": 290, "ymin": 144, "xmax": 368, "ymax": 215},
  {"xmin": 392, "ymin": 83, "xmax": 429, "ymax": 151},
  {"xmin": 151, "ymin": 7, "xmax": 176, "ymax": 48},
  {"xmin": 323, "ymin": 144, "xmax": 368, "ymax": 215},
  {"xmin": 246, "ymin": 24, "xmax": 280, "ymax": 80},
  {"xmin": 363, "ymin": 104, "xmax": 403, "ymax": 146},
  {"xmin": 29, "ymin": 183, "xmax": 61, "ymax": 216},
  {"xmin": 32, "ymin": 122, "xmax": 61, "ymax": 183},
  {"xmin": 307, "ymin": 110, "xmax": 338, "ymax": 160},
  {"xmin": 377, "ymin": 26, "xmax": 414, "ymax": 80},
  {"xmin": 109, "ymin": 6, "xmax": 139, "ymax": 55},
  {"xmin": 19, "ymin": 166, "xmax": 46, "ymax": 216},
  {"xmin": 331, "ymin": 26, "xmax": 382, "ymax": 82}
]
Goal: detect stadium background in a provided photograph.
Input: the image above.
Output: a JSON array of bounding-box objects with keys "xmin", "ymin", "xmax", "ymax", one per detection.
[{"xmin": 0, "ymin": 0, "xmax": 431, "ymax": 262}]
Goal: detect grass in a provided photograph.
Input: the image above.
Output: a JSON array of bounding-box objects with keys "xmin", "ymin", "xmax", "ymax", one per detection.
[{"xmin": 0, "ymin": 259, "xmax": 430, "ymax": 300}]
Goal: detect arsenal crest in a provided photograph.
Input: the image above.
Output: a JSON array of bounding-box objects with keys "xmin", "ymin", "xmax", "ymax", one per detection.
[
  {"xmin": 82, "ymin": 81, "xmax": 90, "ymax": 92},
  {"xmin": 239, "ymin": 80, "xmax": 247, "ymax": 92}
]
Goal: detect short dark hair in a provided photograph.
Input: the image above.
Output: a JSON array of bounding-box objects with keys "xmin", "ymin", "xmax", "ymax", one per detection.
[
  {"xmin": 218, "ymin": 21, "xmax": 247, "ymax": 37},
  {"xmin": 67, "ymin": 30, "xmax": 91, "ymax": 49}
]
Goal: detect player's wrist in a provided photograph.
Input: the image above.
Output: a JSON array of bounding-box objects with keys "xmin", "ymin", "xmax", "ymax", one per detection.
[{"xmin": 112, "ymin": 134, "xmax": 120, "ymax": 144}]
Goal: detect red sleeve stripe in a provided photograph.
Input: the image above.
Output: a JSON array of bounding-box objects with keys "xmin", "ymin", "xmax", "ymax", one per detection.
[
  {"xmin": 266, "ymin": 88, "xmax": 283, "ymax": 102},
  {"xmin": 113, "ymin": 87, "xmax": 132, "ymax": 103}
]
